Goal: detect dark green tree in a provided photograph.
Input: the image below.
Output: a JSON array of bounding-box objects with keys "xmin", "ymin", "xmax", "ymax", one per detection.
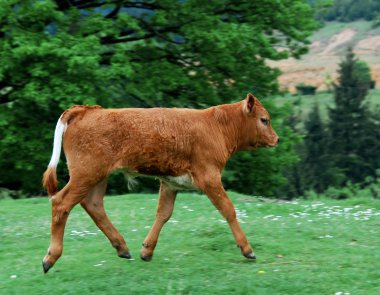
[
  {"xmin": 328, "ymin": 48, "xmax": 379, "ymax": 184},
  {"xmin": 312, "ymin": 0, "xmax": 380, "ymax": 21},
  {"xmin": 277, "ymin": 111, "xmax": 305, "ymax": 199},
  {"xmin": 303, "ymin": 104, "xmax": 342, "ymax": 192},
  {"xmin": 0, "ymin": 0, "xmax": 317, "ymax": 195}
]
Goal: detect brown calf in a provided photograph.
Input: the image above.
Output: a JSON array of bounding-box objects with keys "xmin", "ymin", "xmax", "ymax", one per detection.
[{"xmin": 42, "ymin": 93, "xmax": 279, "ymax": 273}]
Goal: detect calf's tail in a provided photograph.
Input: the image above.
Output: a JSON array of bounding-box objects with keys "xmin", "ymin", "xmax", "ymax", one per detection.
[
  {"xmin": 42, "ymin": 115, "xmax": 67, "ymax": 196},
  {"xmin": 42, "ymin": 105, "xmax": 101, "ymax": 196}
]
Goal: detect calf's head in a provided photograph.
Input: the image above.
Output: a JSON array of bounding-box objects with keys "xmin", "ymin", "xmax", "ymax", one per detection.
[{"xmin": 239, "ymin": 93, "xmax": 279, "ymax": 150}]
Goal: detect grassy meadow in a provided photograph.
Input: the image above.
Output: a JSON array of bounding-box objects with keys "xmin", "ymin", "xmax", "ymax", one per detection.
[{"xmin": 1, "ymin": 192, "xmax": 379, "ymax": 294}]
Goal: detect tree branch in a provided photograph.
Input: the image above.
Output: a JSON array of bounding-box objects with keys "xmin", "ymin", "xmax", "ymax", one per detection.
[
  {"xmin": 123, "ymin": 2, "xmax": 162, "ymax": 10},
  {"xmin": 106, "ymin": 2, "xmax": 123, "ymax": 19},
  {"xmin": 55, "ymin": 0, "xmax": 161, "ymax": 11},
  {"xmin": 100, "ymin": 32, "xmax": 154, "ymax": 44},
  {"xmin": 100, "ymin": 21, "xmax": 185, "ymax": 44}
]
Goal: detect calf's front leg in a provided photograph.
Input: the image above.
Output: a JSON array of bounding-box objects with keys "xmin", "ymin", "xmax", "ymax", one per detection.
[
  {"xmin": 196, "ymin": 175, "xmax": 256, "ymax": 259},
  {"xmin": 140, "ymin": 182, "xmax": 177, "ymax": 261}
]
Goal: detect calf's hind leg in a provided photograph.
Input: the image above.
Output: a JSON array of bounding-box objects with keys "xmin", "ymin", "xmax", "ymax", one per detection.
[
  {"xmin": 80, "ymin": 179, "xmax": 131, "ymax": 259},
  {"xmin": 42, "ymin": 181, "xmax": 89, "ymax": 273}
]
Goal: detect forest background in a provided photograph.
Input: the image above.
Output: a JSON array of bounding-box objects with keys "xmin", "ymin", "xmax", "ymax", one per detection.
[{"xmin": 1, "ymin": 0, "xmax": 379, "ymax": 200}]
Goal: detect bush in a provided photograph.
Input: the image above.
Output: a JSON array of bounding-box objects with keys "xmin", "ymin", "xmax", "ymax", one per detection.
[
  {"xmin": 302, "ymin": 170, "xmax": 380, "ymax": 200},
  {"xmin": 0, "ymin": 188, "xmax": 24, "ymax": 200},
  {"xmin": 296, "ymin": 84, "xmax": 317, "ymax": 95},
  {"xmin": 324, "ymin": 186, "xmax": 353, "ymax": 200}
]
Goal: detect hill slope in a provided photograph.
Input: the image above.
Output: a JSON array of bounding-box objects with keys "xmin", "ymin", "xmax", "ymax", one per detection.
[{"xmin": 270, "ymin": 21, "xmax": 380, "ymax": 92}]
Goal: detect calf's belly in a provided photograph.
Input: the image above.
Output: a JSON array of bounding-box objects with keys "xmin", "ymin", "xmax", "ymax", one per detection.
[{"xmin": 124, "ymin": 170, "xmax": 196, "ymax": 191}]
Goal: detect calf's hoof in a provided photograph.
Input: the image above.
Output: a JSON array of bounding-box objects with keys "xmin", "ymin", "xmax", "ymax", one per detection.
[
  {"xmin": 118, "ymin": 251, "xmax": 132, "ymax": 259},
  {"xmin": 42, "ymin": 259, "xmax": 53, "ymax": 274},
  {"xmin": 140, "ymin": 254, "xmax": 153, "ymax": 262},
  {"xmin": 140, "ymin": 242, "xmax": 154, "ymax": 261},
  {"xmin": 243, "ymin": 252, "xmax": 257, "ymax": 260}
]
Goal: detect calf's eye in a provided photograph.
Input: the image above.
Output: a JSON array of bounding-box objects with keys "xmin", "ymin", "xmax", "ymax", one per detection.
[{"xmin": 260, "ymin": 118, "xmax": 268, "ymax": 126}]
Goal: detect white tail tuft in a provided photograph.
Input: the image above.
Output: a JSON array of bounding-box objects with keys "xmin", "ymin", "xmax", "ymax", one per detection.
[{"xmin": 48, "ymin": 115, "xmax": 67, "ymax": 168}]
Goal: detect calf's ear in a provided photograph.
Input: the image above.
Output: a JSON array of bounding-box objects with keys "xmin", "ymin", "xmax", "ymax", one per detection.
[{"xmin": 244, "ymin": 93, "xmax": 255, "ymax": 113}]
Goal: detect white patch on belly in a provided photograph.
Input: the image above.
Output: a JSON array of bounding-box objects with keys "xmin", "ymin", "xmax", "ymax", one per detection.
[
  {"xmin": 161, "ymin": 174, "xmax": 196, "ymax": 190},
  {"xmin": 123, "ymin": 170, "xmax": 196, "ymax": 191}
]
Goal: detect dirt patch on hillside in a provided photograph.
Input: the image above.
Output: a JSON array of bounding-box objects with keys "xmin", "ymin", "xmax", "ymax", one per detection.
[
  {"xmin": 321, "ymin": 28, "xmax": 357, "ymax": 54},
  {"xmin": 354, "ymin": 36, "xmax": 380, "ymax": 54},
  {"xmin": 272, "ymin": 23, "xmax": 380, "ymax": 92}
]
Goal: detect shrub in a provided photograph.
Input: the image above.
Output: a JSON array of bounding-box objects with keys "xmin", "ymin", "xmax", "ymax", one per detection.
[{"xmin": 296, "ymin": 84, "xmax": 317, "ymax": 95}]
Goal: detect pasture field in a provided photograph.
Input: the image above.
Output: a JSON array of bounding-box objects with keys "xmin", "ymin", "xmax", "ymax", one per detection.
[{"xmin": 1, "ymin": 192, "xmax": 379, "ymax": 294}]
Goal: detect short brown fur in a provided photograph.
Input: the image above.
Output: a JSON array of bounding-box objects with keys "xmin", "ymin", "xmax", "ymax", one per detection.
[
  {"xmin": 41, "ymin": 94, "xmax": 279, "ymax": 273},
  {"xmin": 42, "ymin": 166, "xmax": 58, "ymax": 196}
]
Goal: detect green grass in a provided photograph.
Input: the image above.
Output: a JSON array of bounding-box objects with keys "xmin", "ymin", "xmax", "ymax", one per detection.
[
  {"xmin": 1, "ymin": 193, "xmax": 380, "ymax": 294},
  {"xmin": 312, "ymin": 21, "xmax": 350, "ymax": 40},
  {"xmin": 312, "ymin": 21, "xmax": 374, "ymax": 43}
]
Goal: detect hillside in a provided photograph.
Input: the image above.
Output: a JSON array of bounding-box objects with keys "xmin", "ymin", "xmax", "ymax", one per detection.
[{"xmin": 269, "ymin": 21, "xmax": 380, "ymax": 93}]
